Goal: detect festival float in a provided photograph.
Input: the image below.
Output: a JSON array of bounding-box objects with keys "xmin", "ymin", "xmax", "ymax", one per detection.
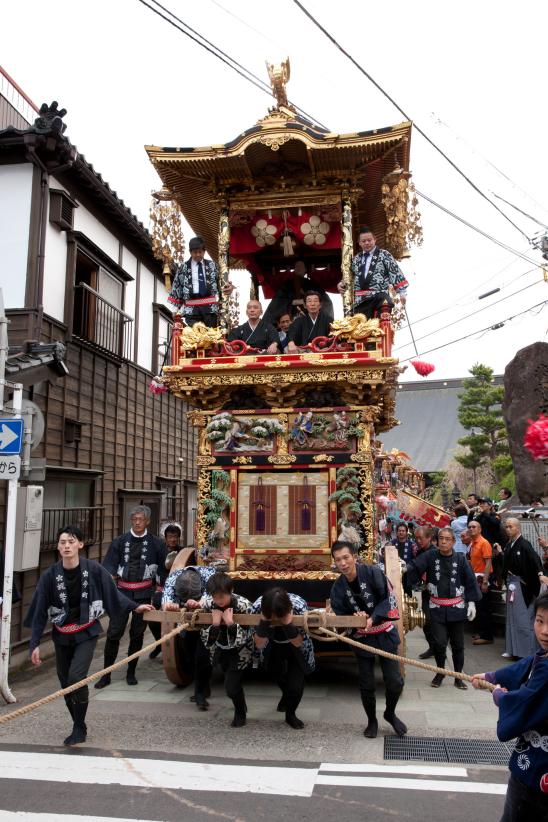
[{"xmin": 145, "ymin": 60, "xmax": 426, "ymax": 682}]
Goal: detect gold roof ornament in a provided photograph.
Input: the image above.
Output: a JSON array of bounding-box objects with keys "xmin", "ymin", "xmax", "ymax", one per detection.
[{"xmin": 266, "ymin": 58, "xmax": 292, "ymax": 109}]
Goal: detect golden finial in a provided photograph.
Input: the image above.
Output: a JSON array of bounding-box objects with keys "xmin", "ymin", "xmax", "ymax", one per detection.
[{"xmin": 266, "ymin": 58, "xmax": 291, "ymax": 108}]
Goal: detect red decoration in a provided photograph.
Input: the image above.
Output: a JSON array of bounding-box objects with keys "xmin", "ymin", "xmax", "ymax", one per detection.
[
  {"xmin": 149, "ymin": 378, "xmax": 168, "ymax": 395},
  {"xmin": 411, "ymin": 360, "xmax": 435, "ymax": 377},
  {"xmin": 524, "ymin": 415, "xmax": 548, "ymax": 460}
]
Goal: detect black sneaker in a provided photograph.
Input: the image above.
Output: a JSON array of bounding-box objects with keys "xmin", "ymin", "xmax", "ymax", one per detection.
[{"xmin": 419, "ymin": 649, "xmax": 435, "ymax": 660}]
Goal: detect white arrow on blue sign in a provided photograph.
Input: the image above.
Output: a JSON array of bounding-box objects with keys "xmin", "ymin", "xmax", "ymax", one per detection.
[{"xmin": 0, "ymin": 419, "xmax": 24, "ymax": 455}]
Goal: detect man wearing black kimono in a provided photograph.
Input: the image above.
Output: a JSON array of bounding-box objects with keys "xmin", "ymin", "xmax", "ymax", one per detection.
[
  {"xmin": 95, "ymin": 505, "xmax": 166, "ymax": 688},
  {"xmin": 330, "ymin": 541, "xmax": 406, "ymax": 738},
  {"xmin": 25, "ymin": 525, "xmax": 152, "ymax": 745},
  {"xmin": 226, "ymin": 299, "xmax": 279, "ymax": 353},
  {"xmin": 407, "ymin": 527, "xmax": 481, "ymax": 688},
  {"xmin": 286, "ymin": 291, "xmax": 332, "ymax": 352}
]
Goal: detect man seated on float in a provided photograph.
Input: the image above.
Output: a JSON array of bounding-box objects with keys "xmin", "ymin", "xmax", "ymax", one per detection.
[
  {"xmin": 286, "ymin": 291, "xmax": 332, "ymax": 353},
  {"xmin": 263, "ymin": 260, "xmax": 334, "ymax": 325},
  {"xmin": 200, "ymin": 572, "xmax": 253, "ymax": 728},
  {"xmin": 226, "ymin": 299, "xmax": 279, "ymax": 354},
  {"xmin": 168, "ymin": 235, "xmax": 234, "ymax": 328},
  {"xmin": 162, "ymin": 563, "xmax": 216, "ymax": 710},
  {"xmin": 252, "ymin": 587, "xmax": 315, "ymax": 730},
  {"xmin": 276, "ymin": 312, "xmax": 292, "ymax": 353},
  {"xmin": 337, "ymin": 226, "xmax": 408, "ymax": 319}
]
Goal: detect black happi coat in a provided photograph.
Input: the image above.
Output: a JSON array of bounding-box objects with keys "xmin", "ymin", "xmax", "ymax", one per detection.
[
  {"xmin": 351, "ymin": 246, "xmax": 408, "ymax": 309},
  {"xmin": 503, "ymin": 536, "xmax": 543, "ymax": 606},
  {"xmin": 286, "ymin": 310, "xmax": 332, "ymax": 347},
  {"xmin": 226, "ymin": 319, "xmax": 279, "ymax": 351},
  {"xmin": 103, "ymin": 531, "xmax": 167, "ymax": 602},
  {"xmin": 168, "ymin": 258, "xmax": 219, "ymax": 319},
  {"xmin": 24, "ymin": 558, "xmax": 137, "ymax": 651},
  {"xmin": 330, "ymin": 563, "xmax": 400, "ymax": 659},
  {"xmin": 406, "ymin": 549, "xmax": 481, "ymax": 622}
]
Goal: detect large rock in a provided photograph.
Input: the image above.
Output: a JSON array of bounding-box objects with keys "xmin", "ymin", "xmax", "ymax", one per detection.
[{"xmin": 503, "ymin": 341, "xmax": 548, "ymax": 502}]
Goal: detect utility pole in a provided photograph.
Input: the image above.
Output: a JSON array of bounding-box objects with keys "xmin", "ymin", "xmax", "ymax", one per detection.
[{"xmin": 0, "ymin": 289, "xmax": 23, "ymax": 704}]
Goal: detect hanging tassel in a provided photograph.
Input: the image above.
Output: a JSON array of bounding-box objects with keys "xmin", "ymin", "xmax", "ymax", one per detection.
[
  {"xmin": 301, "ymin": 504, "xmax": 311, "ymax": 531},
  {"xmin": 283, "ymin": 233, "xmax": 294, "ymax": 256},
  {"xmin": 255, "ymin": 505, "xmax": 266, "ymax": 532},
  {"xmin": 163, "ymin": 262, "xmax": 172, "ymax": 291},
  {"xmin": 411, "ymin": 360, "xmax": 435, "ymax": 377}
]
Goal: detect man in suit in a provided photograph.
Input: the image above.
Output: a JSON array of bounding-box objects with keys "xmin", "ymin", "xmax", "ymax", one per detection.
[
  {"xmin": 168, "ymin": 236, "xmax": 233, "ymax": 327},
  {"xmin": 286, "ymin": 291, "xmax": 332, "ymax": 352},
  {"xmin": 226, "ymin": 300, "xmax": 279, "ymax": 354},
  {"xmin": 337, "ymin": 227, "xmax": 408, "ymax": 319}
]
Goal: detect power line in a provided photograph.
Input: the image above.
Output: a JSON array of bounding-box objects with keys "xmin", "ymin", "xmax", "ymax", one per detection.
[
  {"xmin": 136, "ymin": 0, "xmax": 329, "ymax": 130},
  {"xmin": 395, "ymin": 278, "xmax": 544, "ymax": 352},
  {"xmin": 398, "ymin": 300, "xmax": 548, "ymax": 364},
  {"xmin": 491, "ymin": 193, "xmax": 548, "ymax": 231},
  {"xmin": 291, "ymin": 0, "xmax": 531, "ymax": 243},
  {"xmin": 416, "ymin": 190, "xmax": 541, "ymax": 266}
]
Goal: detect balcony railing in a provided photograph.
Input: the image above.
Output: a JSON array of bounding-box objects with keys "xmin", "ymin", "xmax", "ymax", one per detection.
[
  {"xmin": 73, "ymin": 283, "xmax": 133, "ymax": 360},
  {"xmin": 41, "ymin": 506, "xmax": 104, "ymax": 551}
]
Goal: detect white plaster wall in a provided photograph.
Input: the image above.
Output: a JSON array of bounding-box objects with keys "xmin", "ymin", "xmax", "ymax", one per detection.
[
  {"xmin": 137, "ymin": 265, "xmax": 155, "ymax": 370},
  {"xmin": 42, "ymin": 217, "xmax": 68, "ymax": 322},
  {"xmin": 0, "ymin": 164, "xmax": 33, "ymax": 307},
  {"xmin": 73, "ymin": 207, "xmax": 119, "ymax": 262},
  {"xmin": 122, "ymin": 247, "xmax": 137, "ymax": 280},
  {"xmin": 156, "ymin": 275, "xmax": 172, "ymax": 310}
]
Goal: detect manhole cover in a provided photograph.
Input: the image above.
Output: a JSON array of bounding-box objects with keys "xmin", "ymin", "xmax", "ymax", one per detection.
[{"xmin": 384, "ymin": 736, "xmax": 512, "ymax": 765}]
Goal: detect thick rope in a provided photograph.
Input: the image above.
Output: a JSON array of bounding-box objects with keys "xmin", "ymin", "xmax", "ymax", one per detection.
[
  {"xmin": 0, "ymin": 620, "xmax": 192, "ymax": 725},
  {"xmin": 311, "ymin": 626, "xmax": 496, "ymax": 691}
]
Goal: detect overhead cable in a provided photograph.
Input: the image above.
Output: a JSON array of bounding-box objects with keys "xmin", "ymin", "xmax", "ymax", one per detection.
[{"xmin": 291, "ymin": 0, "xmax": 531, "ymax": 242}]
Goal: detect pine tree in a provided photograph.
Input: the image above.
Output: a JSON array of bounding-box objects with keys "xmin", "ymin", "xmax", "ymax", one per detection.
[{"xmin": 455, "ymin": 363, "xmax": 512, "ymax": 483}]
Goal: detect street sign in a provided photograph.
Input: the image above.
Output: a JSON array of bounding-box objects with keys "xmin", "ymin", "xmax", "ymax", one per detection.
[
  {"xmin": 0, "ymin": 419, "xmax": 23, "ymax": 455},
  {"xmin": 0, "ymin": 456, "xmax": 20, "ymax": 480}
]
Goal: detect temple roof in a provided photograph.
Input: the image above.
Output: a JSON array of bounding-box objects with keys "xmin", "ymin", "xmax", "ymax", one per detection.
[{"xmin": 146, "ymin": 100, "xmax": 412, "ymax": 262}]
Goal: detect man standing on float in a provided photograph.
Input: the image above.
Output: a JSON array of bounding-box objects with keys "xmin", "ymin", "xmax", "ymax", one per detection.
[{"xmin": 168, "ymin": 236, "xmax": 233, "ymax": 327}]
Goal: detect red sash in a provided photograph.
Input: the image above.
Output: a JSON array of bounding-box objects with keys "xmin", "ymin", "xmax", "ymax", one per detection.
[
  {"xmin": 430, "ymin": 596, "xmax": 464, "ymax": 607},
  {"xmin": 185, "ymin": 295, "xmax": 218, "ymax": 307},
  {"xmin": 355, "ymin": 620, "xmax": 395, "ymax": 637},
  {"xmin": 355, "ymin": 289, "xmax": 375, "ymax": 297},
  {"xmin": 55, "ymin": 619, "xmax": 96, "ymax": 635},
  {"xmin": 118, "ymin": 580, "xmax": 153, "ymax": 591}
]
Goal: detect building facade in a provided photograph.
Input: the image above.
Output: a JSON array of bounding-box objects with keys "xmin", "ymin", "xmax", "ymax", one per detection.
[{"xmin": 0, "ymin": 68, "xmax": 198, "ymax": 650}]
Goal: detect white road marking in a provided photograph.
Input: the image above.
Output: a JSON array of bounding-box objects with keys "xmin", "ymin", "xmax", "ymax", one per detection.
[
  {"xmin": 316, "ymin": 775, "xmax": 507, "ymax": 794},
  {"xmin": 0, "ymin": 750, "xmax": 317, "ymax": 797},
  {"xmin": 0, "ymin": 814, "xmax": 160, "ymax": 822},
  {"xmin": 320, "ymin": 762, "xmax": 469, "ymax": 777}
]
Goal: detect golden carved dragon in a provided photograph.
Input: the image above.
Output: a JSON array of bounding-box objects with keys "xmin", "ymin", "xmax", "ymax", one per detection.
[
  {"xmin": 181, "ymin": 322, "xmax": 224, "ymax": 351},
  {"xmin": 329, "ymin": 315, "xmax": 384, "ymax": 341}
]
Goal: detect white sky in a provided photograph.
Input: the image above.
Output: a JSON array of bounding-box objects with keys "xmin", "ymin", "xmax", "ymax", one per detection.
[{"xmin": 3, "ymin": 0, "xmax": 547, "ymax": 380}]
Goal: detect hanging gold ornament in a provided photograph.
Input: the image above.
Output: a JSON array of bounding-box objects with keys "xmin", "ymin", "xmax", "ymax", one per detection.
[
  {"xmin": 381, "ymin": 158, "xmax": 423, "ymax": 260},
  {"xmin": 149, "ymin": 187, "xmax": 185, "ymax": 290}
]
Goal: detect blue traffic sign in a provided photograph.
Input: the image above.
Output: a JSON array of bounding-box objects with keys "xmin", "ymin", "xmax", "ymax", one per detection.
[{"xmin": 0, "ymin": 419, "xmax": 24, "ymax": 455}]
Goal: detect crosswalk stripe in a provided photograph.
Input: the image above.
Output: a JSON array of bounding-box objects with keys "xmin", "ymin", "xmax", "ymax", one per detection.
[
  {"xmin": 320, "ymin": 763, "xmax": 469, "ymax": 777},
  {"xmin": 0, "ymin": 814, "xmax": 159, "ymax": 822},
  {"xmin": 0, "ymin": 750, "xmax": 317, "ymax": 797},
  {"xmin": 316, "ymin": 775, "xmax": 507, "ymax": 794}
]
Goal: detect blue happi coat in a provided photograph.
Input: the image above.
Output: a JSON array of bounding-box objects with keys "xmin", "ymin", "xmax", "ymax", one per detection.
[
  {"xmin": 103, "ymin": 531, "xmax": 167, "ymax": 602},
  {"xmin": 251, "ymin": 593, "xmax": 315, "ymax": 674},
  {"xmin": 485, "ymin": 651, "xmax": 548, "ymax": 794},
  {"xmin": 24, "ymin": 558, "xmax": 137, "ymax": 651}
]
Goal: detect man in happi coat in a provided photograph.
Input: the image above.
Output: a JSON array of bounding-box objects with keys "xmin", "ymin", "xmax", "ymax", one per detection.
[
  {"xmin": 94, "ymin": 505, "xmax": 167, "ymax": 688},
  {"xmin": 330, "ymin": 540, "xmax": 406, "ymax": 739},
  {"xmin": 25, "ymin": 525, "xmax": 152, "ymax": 745},
  {"xmin": 407, "ymin": 527, "xmax": 481, "ymax": 688},
  {"xmin": 226, "ymin": 299, "xmax": 279, "ymax": 353},
  {"xmin": 168, "ymin": 236, "xmax": 233, "ymax": 327},
  {"xmin": 162, "ymin": 563, "xmax": 216, "ymax": 710},
  {"xmin": 502, "ymin": 518, "xmax": 548, "ymax": 659},
  {"xmin": 337, "ymin": 226, "xmax": 408, "ymax": 319},
  {"xmin": 200, "ymin": 572, "xmax": 253, "ymax": 727},
  {"xmin": 252, "ymin": 588, "xmax": 315, "ymax": 730}
]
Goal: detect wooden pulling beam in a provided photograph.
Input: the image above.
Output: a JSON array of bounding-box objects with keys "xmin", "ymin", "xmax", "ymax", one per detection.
[{"xmin": 144, "ymin": 611, "xmax": 370, "ymax": 627}]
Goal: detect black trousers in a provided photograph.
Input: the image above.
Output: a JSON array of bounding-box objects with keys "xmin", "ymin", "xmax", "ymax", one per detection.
[
  {"xmin": 502, "ymin": 774, "xmax": 548, "ymax": 822},
  {"xmin": 104, "ymin": 607, "xmax": 146, "ymax": 672},
  {"xmin": 356, "ymin": 651, "xmax": 403, "ymax": 714},
  {"xmin": 186, "ymin": 309, "xmax": 217, "ymax": 328},
  {"xmin": 473, "ymin": 592, "xmax": 494, "ymax": 641},
  {"xmin": 177, "ymin": 631, "xmax": 212, "ymax": 700},
  {"xmin": 355, "ymin": 292, "xmax": 394, "ymax": 319},
  {"xmin": 430, "ymin": 618, "xmax": 465, "ymax": 672},
  {"xmin": 55, "ymin": 637, "xmax": 98, "ymax": 703},
  {"xmin": 265, "ymin": 642, "xmax": 305, "ymax": 715},
  {"xmin": 218, "ymin": 649, "xmax": 246, "ymax": 705},
  {"xmin": 422, "ymin": 591, "xmax": 435, "ymax": 649}
]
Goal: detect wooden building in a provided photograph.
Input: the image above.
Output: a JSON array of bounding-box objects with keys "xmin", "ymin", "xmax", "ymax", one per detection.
[{"xmin": 0, "ymin": 68, "xmax": 198, "ymax": 650}]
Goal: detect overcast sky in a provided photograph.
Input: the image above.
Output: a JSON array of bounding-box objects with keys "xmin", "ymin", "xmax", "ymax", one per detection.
[{"xmin": 3, "ymin": 0, "xmax": 547, "ymax": 380}]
